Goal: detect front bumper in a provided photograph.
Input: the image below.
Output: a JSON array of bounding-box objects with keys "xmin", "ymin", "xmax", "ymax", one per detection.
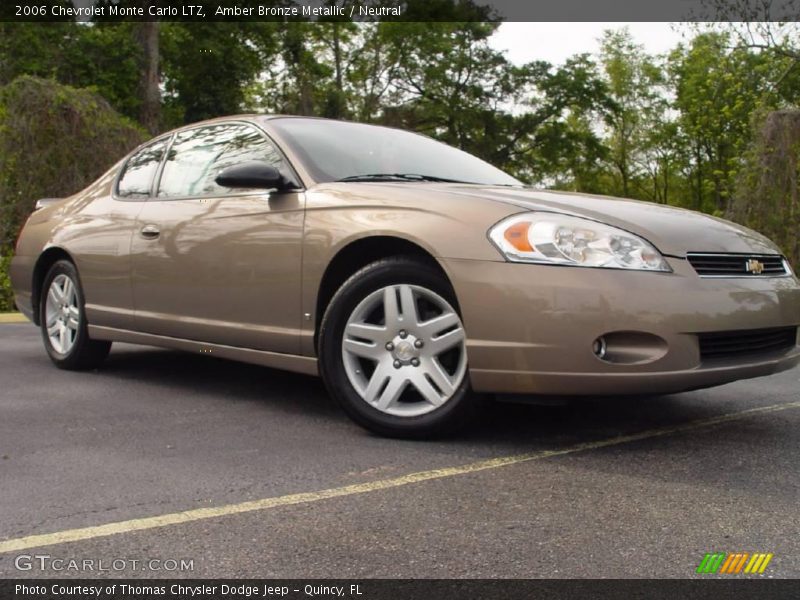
[{"xmin": 442, "ymin": 256, "xmax": 800, "ymax": 396}]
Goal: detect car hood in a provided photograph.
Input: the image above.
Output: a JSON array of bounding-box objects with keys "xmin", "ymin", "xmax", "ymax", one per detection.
[{"xmin": 446, "ymin": 186, "xmax": 780, "ymax": 257}]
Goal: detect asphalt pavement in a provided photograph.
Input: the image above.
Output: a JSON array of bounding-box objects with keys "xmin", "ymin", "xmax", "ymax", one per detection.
[{"xmin": 1, "ymin": 321, "xmax": 799, "ymax": 578}]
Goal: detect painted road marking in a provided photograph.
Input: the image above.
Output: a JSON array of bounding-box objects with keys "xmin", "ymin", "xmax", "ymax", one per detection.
[
  {"xmin": 0, "ymin": 313, "xmax": 27, "ymax": 323},
  {"xmin": 1, "ymin": 400, "xmax": 799, "ymax": 554}
]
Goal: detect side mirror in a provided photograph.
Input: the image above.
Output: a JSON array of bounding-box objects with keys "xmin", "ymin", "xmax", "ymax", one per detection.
[{"xmin": 215, "ymin": 161, "xmax": 297, "ymax": 191}]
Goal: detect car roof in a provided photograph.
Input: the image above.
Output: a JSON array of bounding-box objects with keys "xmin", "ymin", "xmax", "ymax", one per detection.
[{"xmin": 174, "ymin": 114, "xmax": 342, "ymax": 126}]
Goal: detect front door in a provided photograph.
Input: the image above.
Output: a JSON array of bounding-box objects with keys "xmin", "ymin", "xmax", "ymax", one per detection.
[{"xmin": 130, "ymin": 122, "xmax": 305, "ymax": 355}]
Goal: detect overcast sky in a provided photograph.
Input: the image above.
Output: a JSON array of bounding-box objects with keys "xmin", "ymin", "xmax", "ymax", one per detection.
[{"xmin": 490, "ymin": 22, "xmax": 689, "ymax": 65}]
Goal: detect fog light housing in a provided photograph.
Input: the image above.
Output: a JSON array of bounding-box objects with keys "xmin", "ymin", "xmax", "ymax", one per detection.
[{"xmin": 592, "ymin": 331, "xmax": 668, "ymax": 364}]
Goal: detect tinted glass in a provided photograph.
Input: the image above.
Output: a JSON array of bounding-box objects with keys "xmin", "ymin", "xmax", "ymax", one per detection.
[
  {"xmin": 270, "ymin": 118, "xmax": 521, "ymax": 186},
  {"xmin": 158, "ymin": 124, "xmax": 284, "ymax": 198},
  {"xmin": 117, "ymin": 138, "xmax": 167, "ymax": 198}
]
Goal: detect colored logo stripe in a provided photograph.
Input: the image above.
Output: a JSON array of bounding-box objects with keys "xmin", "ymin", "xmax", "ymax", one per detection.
[
  {"xmin": 744, "ymin": 553, "xmax": 773, "ymax": 574},
  {"xmin": 697, "ymin": 552, "xmax": 726, "ymax": 573},
  {"xmin": 697, "ymin": 552, "xmax": 773, "ymax": 574},
  {"xmin": 719, "ymin": 553, "xmax": 749, "ymax": 573}
]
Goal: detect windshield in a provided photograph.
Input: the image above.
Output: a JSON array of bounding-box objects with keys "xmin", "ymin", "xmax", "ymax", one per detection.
[{"xmin": 269, "ymin": 118, "xmax": 522, "ymax": 187}]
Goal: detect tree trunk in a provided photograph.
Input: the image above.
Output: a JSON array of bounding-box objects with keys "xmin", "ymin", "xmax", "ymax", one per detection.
[
  {"xmin": 136, "ymin": 19, "xmax": 160, "ymax": 135},
  {"xmin": 285, "ymin": 26, "xmax": 313, "ymax": 116},
  {"xmin": 694, "ymin": 146, "xmax": 703, "ymax": 210},
  {"xmin": 333, "ymin": 24, "xmax": 343, "ymax": 94}
]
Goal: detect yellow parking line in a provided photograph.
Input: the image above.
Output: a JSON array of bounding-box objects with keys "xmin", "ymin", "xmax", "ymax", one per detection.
[
  {"xmin": 1, "ymin": 400, "xmax": 799, "ymax": 554},
  {"xmin": 0, "ymin": 313, "xmax": 27, "ymax": 323}
]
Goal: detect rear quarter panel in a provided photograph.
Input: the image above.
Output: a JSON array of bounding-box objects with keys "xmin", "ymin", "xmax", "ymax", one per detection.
[{"xmin": 10, "ymin": 160, "xmax": 139, "ymax": 329}]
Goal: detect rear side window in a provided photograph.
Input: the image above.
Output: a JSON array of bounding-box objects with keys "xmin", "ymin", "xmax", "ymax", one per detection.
[
  {"xmin": 117, "ymin": 138, "xmax": 168, "ymax": 198},
  {"xmin": 157, "ymin": 123, "xmax": 284, "ymax": 198}
]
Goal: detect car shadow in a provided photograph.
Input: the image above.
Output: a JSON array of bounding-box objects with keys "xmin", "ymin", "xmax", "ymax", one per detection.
[
  {"xmin": 100, "ymin": 344, "xmax": 750, "ymax": 450},
  {"xmin": 103, "ymin": 345, "xmax": 341, "ymax": 418}
]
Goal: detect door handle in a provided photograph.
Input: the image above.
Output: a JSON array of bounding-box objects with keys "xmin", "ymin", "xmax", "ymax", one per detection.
[{"xmin": 140, "ymin": 224, "xmax": 160, "ymax": 239}]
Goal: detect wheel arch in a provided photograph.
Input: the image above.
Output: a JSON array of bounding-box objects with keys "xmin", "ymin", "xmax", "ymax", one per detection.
[
  {"xmin": 31, "ymin": 247, "xmax": 75, "ymax": 326},
  {"xmin": 313, "ymin": 235, "xmax": 459, "ymax": 351}
]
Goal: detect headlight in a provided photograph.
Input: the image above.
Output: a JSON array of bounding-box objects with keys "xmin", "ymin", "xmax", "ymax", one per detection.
[{"xmin": 489, "ymin": 212, "xmax": 671, "ymax": 272}]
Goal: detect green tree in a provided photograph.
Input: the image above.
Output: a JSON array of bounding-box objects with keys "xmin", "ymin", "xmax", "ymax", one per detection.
[
  {"xmin": 670, "ymin": 33, "xmax": 777, "ymax": 213},
  {"xmin": 370, "ymin": 23, "xmax": 611, "ymax": 182},
  {"xmin": 0, "ymin": 22, "xmax": 141, "ymax": 121},
  {"xmin": 344, "ymin": 24, "xmax": 402, "ymax": 122},
  {"xmin": 731, "ymin": 110, "xmax": 800, "ymax": 266},
  {"xmin": 522, "ymin": 55, "xmax": 612, "ymax": 185},
  {"xmin": 311, "ymin": 19, "xmax": 359, "ymax": 119},
  {"xmin": 0, "ymin": 22, "xmax": 70, "ymax": 83},
  {"xmin": 599, "ymin": 29, "xmax": 670, "ymax": 199},
  {"xmin": 160, "ymin": 21, "xmax": 279, "ymax": 125},
  {"xmin": 273, "ymin": 21, "xmax": 331, "ymax": 116}
]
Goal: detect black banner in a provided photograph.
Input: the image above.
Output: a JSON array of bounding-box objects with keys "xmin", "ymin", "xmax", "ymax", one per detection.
[
  {"xmin": 2, "ymin": 0, "xmax": 798, "ymax": 22},
  {"xmin": 2, "ymin": 580, "xmax": 800, "ymax": 600}
]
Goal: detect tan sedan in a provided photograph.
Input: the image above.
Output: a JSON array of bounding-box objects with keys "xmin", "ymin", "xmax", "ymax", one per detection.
[{"xmin": 10, "ymin": 116, "xmax": 800, "ymax": 437}]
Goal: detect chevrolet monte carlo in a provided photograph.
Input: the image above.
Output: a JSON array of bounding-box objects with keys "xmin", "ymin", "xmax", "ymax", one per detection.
[{"xmin": 10, "ymin": 116, "xmax": 800, "ymax": 437}]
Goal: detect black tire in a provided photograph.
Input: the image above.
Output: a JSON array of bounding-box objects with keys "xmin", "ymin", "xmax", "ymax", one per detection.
[
  {"xmin": 319, "ymin": 256, "xmax": 482, "ymax": 438},
  {"xmin": 39, "ymin": 259, "xmax": 111, "ymax": 370}
]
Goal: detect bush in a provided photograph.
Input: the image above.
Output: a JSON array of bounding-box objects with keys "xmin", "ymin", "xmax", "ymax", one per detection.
[
  {"xmin": 0, "ymin": 254, "xmax": 12, "ymax": 311},
  {"xmin": 0, "ymin": 75, "xmax": 145, "ymax": 253},
  {"xmin": 0, "ymin": 76, "xmax": 146, "ymax": 311}
]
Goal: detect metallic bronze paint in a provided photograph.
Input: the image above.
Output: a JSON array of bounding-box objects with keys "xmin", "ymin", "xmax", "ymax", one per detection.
[{"xmin": 10, "ymin": 115, "xmax": 800, "ymax": 392}]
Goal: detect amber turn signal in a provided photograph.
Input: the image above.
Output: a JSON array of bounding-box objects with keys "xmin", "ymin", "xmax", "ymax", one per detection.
[{"xmin": 503, "ymin": 221, "xmax": 534, "ymax": 252}]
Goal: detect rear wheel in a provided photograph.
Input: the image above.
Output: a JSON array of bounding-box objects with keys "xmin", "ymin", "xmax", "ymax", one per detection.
[
  {"xmin": 40, "ymin": 260, "xmax": 111, "ymax": 370},
  {"xmin": 319, "ymin": 257, "xmax": 481, "ymax": 438}
]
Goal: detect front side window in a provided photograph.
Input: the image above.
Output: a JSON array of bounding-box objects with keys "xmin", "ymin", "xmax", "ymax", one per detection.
[
  {"xmin": 157, "ymin": 123, "xmax": 284, "ymax": 198},
  {"xmin": 117, "ymin": 138, "xmax": 168, "ymax": 198}
]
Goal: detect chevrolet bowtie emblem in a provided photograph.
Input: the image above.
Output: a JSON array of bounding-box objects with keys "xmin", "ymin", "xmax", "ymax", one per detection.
[{"xmin": 746, "ymin": 259, "xmax": 765, "ymax": 274}]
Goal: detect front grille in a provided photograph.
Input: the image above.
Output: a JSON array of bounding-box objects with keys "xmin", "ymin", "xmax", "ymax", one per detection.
[
  {"xmin": 687, "ymin": 253, "xmax": 788, "ymax": 277},
  {"xmin": 698, "ymin": 327, "xmax": 798, "ymax": 360}
]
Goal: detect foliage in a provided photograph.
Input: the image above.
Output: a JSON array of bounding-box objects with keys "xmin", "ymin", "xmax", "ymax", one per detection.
[
  {"xmin": 598, "ymin": 29, "xmax": 670, "ymax": 200},
  {"xmin": 0, "ymin": 22, "xmax": 142, "ymax": 122},
  {"xmin": 160, "ymin": 21, "xmax": 279, "ymax": 127},
  {"xmin": 0, "ymin": 17, "xmax": 799, "ymax": 270},
  {"xmin": 0, "ymin": 253, "xmax": 13, "ymax": 312},
  {"xmin": 731, "ymin": 109, "xmax": 800, "ymax": 266},
  {"xmin": 0, "ymin": 76, "xmax": 145, "ymax": 254},
  {"xmin": 250, "ymin": 22, "xmax": 613, "ymax": 184},
  {"xmin": 669, "ymin": 32, "xmax": 782, "ymax": 214}
]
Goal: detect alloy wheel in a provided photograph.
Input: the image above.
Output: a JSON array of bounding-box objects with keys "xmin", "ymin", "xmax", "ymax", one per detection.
[
  {"xmin": 341, "ymin": 284, "xmax": 467, "ymax": 417},
  {"xmin": 44, "ymin": 274, "xmax": 80, "ymax": 354}
]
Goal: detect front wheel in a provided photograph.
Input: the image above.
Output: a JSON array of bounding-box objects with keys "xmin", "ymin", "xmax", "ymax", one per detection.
[
  {"xmin": 319, "ymin": 257, "xmax": 481, "ymax": 438},
  {"xmin": 40, "ymin": 259, "xmax": 111, "ymax": 370}
]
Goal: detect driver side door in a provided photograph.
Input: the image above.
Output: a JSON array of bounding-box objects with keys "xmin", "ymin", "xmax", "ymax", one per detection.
[{"xmin": 129, "ymin": 122, "xmax": 305, "ymax": 355}]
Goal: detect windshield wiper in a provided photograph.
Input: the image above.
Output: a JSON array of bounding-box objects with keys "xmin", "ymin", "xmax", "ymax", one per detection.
[{"xmin": 336, "ymin": 173, "xmax": 472, "ymax": 184}]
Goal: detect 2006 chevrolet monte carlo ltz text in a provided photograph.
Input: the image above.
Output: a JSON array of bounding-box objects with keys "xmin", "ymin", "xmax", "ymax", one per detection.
[{"xmin": 10, "ymin": 115, "xmax": 800, "ymax": 437}]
